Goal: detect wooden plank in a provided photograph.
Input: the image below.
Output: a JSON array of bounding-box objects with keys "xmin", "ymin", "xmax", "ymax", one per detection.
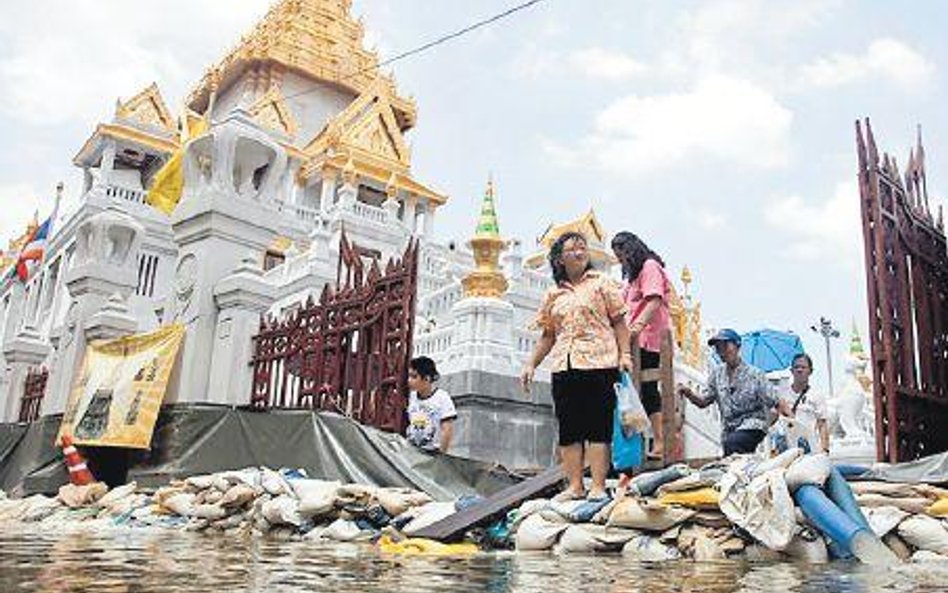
[{"xmin": 410, "ymin": 464, "xmax": 567, "ymax": 541}]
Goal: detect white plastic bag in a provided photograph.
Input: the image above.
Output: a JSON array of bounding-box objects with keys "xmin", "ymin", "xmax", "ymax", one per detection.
[{"xmin": 615, "ymin": 371, "xmax": 652, "ymax": 439}]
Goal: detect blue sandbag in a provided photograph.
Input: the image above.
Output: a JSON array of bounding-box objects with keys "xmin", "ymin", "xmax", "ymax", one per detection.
[
  {"xmin": 794, "ymin": 484, "xmax": 865, "ymax": 557},
  {"xmin": 825, "ymin": 467, "xmax": 871, "ymax": 532},
  {"xmin": 629, "ymin": 464, "xmax": 691, "ymax": 497}
]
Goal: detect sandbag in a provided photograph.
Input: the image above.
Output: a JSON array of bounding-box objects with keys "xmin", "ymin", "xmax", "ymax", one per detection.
[
  {"xmin": 784, "ymin": 454, "xmax": 831, "ymax": 492},
  {"xmin": 291, "ymin": 479, "xmax": 341, "ymax": 518},
  {"xmin": 544, "ymin": 498, "xmax": 612, "ymax": 523},
  {"xmin": 911, "ymin": 550, "xmax": 948, "ymax": 563},
  {"xmin": 220, "ymin": 484, "xmax": 257, "ymax": 510},
  {"xmin": 260, "ymin": 469, "xmax": 292, "ymax": 497},
  {"xmin": 378, "ymin": 534, "xmax": 479, "ymax": 556},
  {"xmin": 784, "ymin": 531, "xmax": 829, "ymax": 563},
  {"xmin": 656, "ymin": 468, "xmax": 724, "ymax": 495},
  {"xmin": 749, "ymin": 447, "xmax": 803, "ymax": 478},
  {"xmin": 161, "ymin": 492, "xmax": 197, "ymax": 517},
  {"xmin": 375, "ymin": 488, "xmax": 431, "ymax": 517},
  {"xmin": 401, "ymin": 501, "xmax": 456, "ymax": 536},
  {"xmin": 850, "ymin": 481, "xmax": 924, "ymax": 500},
  {"xmin": 607, "ymin": 498, "xmax": 696, "ymax": 531},
  {"xmin": 657, "ymin": 487, "xmax": 719, "ymax": 510},
  {"xmin": 928, "ymin": 498, "xmax": 948, "ymax": 517},
  {"xmin": 191, "ymin": 503, "xmax": 228, "ymax": 521},
  {"xmin": 863, "ymin": 506, "xmax": 909, "ymax": 538},
  {"xmin": 509, "ymin": 499, "xmax": 552, "ymax": 531},
  {"xmin": 622, "ymin": 534, "xmax": 682, "ymax": 561},
  {"xmin": 719, "ymin": 468, "xmax": 795, "ymax": 551},
  {"xmin": 555, "ymin": 524, "xmax": 638, "ymax": 553},
  {"xmin": 96, "ymin": 482, "xmax": 137, "ymax": 508},
  {"xmin": 184, "ymin": 475, "xmax": 216, "ymax": 490},
  {"xmin": 857, "ymin": 493, "xmax": 932, "ymax": 515},
  {"xmin": 515, "ymin": 513, "xmax": 570, "ymax": 551},
  {"xmin": 319, "ymin": 518, "xmax": 375, "ymax": 542},
  {"xmin": 898, "ymin": 515, "xmax": 948, "ymax": 554},
  {"xmin": 629, "ymin": 465, "xmax": 692, "ymax": 498},
  {"xmin": 261, "ymin": 495, "xmax": 303, "ymax": 527},
  {"xmin": 57, "ymin": 482, "xmax": 108, "ymax": 509}
]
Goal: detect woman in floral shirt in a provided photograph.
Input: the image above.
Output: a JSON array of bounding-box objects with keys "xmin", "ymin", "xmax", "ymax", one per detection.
[{"xmin": 521, "ymin": 231, "xmax": 632, "ymax": 501}]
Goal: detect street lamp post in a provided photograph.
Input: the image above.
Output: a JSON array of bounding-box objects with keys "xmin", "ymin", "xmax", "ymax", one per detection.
[{"xmin": 811, "ymin": 317, "xmax": 841, "ymax": 398}]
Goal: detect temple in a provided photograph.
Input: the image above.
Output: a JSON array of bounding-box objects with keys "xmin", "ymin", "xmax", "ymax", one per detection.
[{"xmin": 0, "ymin": 0, "xmax": 712, "ymax": 481}]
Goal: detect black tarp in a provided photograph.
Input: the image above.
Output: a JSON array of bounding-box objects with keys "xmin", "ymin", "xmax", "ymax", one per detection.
[{"xmin": 0, "ymin": 405, "xmax": 520, "ymax": 499}]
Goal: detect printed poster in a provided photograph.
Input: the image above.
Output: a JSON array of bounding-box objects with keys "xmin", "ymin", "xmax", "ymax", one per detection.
[{"xmin": 58, "ymin": 324, "xmax": 184, "ymax": 449}]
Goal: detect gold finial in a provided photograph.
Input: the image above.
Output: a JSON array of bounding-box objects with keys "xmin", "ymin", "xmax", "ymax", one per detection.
[
  {"xmin": 385, "ymin": 172, "xmax": 398, "ymax": 198},
  {"xmin": 342, "ymin": 158, "xmax": 357, "ymax": 186},
  {"xmin": 681, "ymin": 265, "xmax": 692, "ymax": 286},
  {"xmin": 462, "ymin": 176, "xmax": 508, "ymax": 298}
]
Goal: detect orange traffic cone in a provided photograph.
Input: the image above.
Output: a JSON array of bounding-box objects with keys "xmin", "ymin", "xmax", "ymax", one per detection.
[{"xmin": 60, "ymin": 435, "xmax": 95, "ymax": 486}]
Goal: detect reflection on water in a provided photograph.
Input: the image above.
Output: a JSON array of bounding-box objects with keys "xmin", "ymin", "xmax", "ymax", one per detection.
[{"xmin": 1, "ymin": 526, "xmax": 945, "ymax": 593}]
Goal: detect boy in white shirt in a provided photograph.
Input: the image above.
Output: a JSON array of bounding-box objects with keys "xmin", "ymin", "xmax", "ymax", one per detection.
[
  {"xmin": 778, "ymin": 353, "xmax": 829, "ymax": 453},
  {"xmin": 405, "ymin": 356, "xmax": 457, "ymax": 453}
]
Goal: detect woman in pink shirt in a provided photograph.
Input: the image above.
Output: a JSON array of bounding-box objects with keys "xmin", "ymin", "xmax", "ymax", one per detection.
[{"xmin": 611, "ymin": 231, "xmax": 672, "ymax": 460}]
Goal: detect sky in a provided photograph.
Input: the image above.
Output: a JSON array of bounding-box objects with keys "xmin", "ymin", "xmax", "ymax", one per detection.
[{"xmin": 1, "ymin": 0, "xmax": 945, "ymax": 394}]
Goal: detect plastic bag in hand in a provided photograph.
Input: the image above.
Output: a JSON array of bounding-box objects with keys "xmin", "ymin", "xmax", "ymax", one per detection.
[{"xmin": 615, "ymin": 371, "xmax": 652, "ymax": 439}]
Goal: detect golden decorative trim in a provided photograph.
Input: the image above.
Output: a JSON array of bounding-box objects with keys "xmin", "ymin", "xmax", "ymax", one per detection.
[
  {"xmin": 115, "ymin": 82, "xmax": 176, "ymax": 132},
  {"xmin": 249, "ymin": 86, "xmax": 299, "ymax": 137},
  {"xmin": 73, "ymin": 123, "xmax": 179, "ymax": 166}
]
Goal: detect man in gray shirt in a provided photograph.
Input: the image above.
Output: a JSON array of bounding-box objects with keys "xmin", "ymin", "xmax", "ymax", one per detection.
[{"xmin": 678, "ymin": 329, "xmax": 790, "ymax": 456}]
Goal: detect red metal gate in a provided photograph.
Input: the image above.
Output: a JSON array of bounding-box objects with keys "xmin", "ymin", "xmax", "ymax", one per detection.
[
  {"xmin": 249, "ymin": 234, "xmax": 419, "ymax": 433},
  {"xmin": 19, "ymin": 367, "xmax": 48, "ymax": 423},
  {"xmin": 857, "ymin": 119, "xmax": 948, "ymax": 462}
]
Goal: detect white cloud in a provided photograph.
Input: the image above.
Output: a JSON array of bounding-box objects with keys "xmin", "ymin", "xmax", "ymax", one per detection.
[
  {"xmin": 0, "ymin": 183, "xmax": 48, "ymax": 252},
  {"xmin": 545, "ymin": 74, "xmax": 792, "ymax": 174},
  {"xmin": 508, "ymin": 44, "xmax": 560, "ymax": 80},
  {"xmin": 763, "ymin": 180, "xmax": 862, "ymax": 264},
  {"xmin": 685, "ymin": 206, "xmax": 727, "ymax": 231},
  {"xmin": 567, "ymin": 48, "xmax": 648, "ymax": 81},
  {"xmin": 0, "ymin": 1, "xmax": 271, "ymax": 126},
  {"xmin": 798, "ymin": 38, "xmax": 936, "ymax": 90}
]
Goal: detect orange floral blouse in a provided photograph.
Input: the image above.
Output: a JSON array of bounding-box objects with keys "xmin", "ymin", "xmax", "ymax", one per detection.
[{"xmin": 533, "ymin": 271, "xmax": 628, "ymax": 372}]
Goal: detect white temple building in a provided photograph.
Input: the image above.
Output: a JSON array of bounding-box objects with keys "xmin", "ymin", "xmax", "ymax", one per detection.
[{"xmin": 0, "ymin": 0, "xmax": 718, "ymax": 470}]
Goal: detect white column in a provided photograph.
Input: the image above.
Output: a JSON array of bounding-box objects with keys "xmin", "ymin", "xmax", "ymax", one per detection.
[
  {"xmin": 319, "ymin": 172, "xmax": 337, "ymax": 214},
  {"xmin": 100, "ymin": 139, "xmax": 117, "ymax": 187},
  {"xmin": 2, "ymin": 325, "xmax": 50, "ymax": 422},
  {"xmin": 423, "ymin": 202, "xmax": 436, "ymax": 237}
]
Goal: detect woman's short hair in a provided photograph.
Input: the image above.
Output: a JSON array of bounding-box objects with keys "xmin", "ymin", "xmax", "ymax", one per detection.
[
  {"xmin": 548, "ymin": 231, "xmax": 593, "ymax": 285},
  {"xmin": 410, "ymin": 356, "xmax": 440, "ymax": 382}
]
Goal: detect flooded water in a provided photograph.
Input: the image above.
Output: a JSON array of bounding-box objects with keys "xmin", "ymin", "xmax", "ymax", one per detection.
[{"xmin": 1, "ymin": 527, "xmax": 946, "ymax": 593}]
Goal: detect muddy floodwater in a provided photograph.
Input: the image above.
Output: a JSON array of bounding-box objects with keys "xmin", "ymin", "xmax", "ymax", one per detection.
[{"xmin": 1, "ymin": 527, "xmax": 946, "ymax": 593}]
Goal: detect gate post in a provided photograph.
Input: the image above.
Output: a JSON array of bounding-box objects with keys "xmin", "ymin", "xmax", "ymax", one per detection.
[{"xmin": 2, "ymin": 325, "xmax": 49, "ymax": 422}]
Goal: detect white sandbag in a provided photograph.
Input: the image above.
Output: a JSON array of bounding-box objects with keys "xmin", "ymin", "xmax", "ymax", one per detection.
[
  {"xmin": 191, "ymin": 503, "xmax": 228, "ymax": 521},
  {"xmin": 622, "ymin": 534, "xmax": 682, "ymax": 561},
  {"xmin": 291, "ymin": 479, "xmax": 341, "ymax": 519},
  {"xmin": 741, "ymin": 544, "xmax": 784, "ymax": 562},
  {"xmin": 784, "ymin": 533, "xmax": 829, "ymax": 563},
  {"xmin": 261, "ymin": 495, "xmax": 303, "ymax": 527},
  {"xmin": 719, "ymin": 468, "xmax": 795, "ymax": 551},
  {"xmin": 607, "ymin": 498, "xmax": 696, "ymax": 532},
  {"xmin": 57, "ymin": 482, "xmax": 108, "ymax": 508},
  {"xmin": 858, "ymin": 494, "xmax": 932, "ymax": 515},
  {"xmin": 541, "ymin": 499, "xmax": 589, "ymax": 523},
  {"xmin": 555, "ymin": 524, "xmax": 638, "ymax": 554},
  {"xmin": 898, "ymin": 515, "xmax": 948, "ymax": 555},
  {"xmin": 864, "ymin": 506, "xmax": 909, "ymax": 538},
  {"xmin": 19, "ymin": 496, "xmax": 63, "ymax": 522},
  {"xmin": 375, "ymin": 488, "xmax": 432, "ymax": 517},
  {"xmin": 402, "ymin": 501, "xmax": 456, "ymax": 536},
  {"xmin": 748, "ymin": 447, "xmax": 803, "ymax": 478},
  {"xmin": 319, "ymin": 518, "xmax": 375, "ymax": 542},
  {"xmin": 784, "ymin": 454, "xmax": 832, "ymax": 492},
  {"xmin": 911, "ymin": 550, "xmax": 948, "ymax": 563},
  {"xmin": 220, "ymin": 484, "xmax": 257, "ymax": 509},
  {"xmin": 97, "ymin": 482, "xmax": 137, "ymax": 508},
  {"xmin": 510, "ymin": 499, "xmax": 551, "ymax": 531},
  {"xmin": 203, "ymin": 490, "xmax": 224, "ymax": 505},
  {"xmin": 184, "ymin": 475, "xmax": 216, "ymax": 490},
  {"xmin": 515, "ymin": 513, "xmax": 570, "ymax": 551},
  {"xmin": 260, "ymin": 469, "xmax": 292, "ymax": 497},
  {"xmin": 162, "ymin": 492, "xmax": 197, "ymax": 517}
]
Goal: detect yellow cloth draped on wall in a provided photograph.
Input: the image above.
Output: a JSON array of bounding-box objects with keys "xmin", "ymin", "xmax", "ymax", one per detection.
[
  {"xmin": 58, "ymin": 324, "xmax": 185, "ymax": 449},
  {"xmin": 145, "ymin": 115, "xmax": 208, "ymax": 215}
]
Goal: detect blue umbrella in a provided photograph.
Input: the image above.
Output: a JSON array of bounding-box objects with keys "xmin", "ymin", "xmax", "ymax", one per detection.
[{"xmin": 740, "ymin": 329, "xmax": 804, "ymax": 373}]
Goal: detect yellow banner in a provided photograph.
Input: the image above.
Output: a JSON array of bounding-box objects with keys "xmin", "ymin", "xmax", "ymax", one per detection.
[{"xmin": 58, "ymin": 324, "xmax": 185, "ymax": 449}]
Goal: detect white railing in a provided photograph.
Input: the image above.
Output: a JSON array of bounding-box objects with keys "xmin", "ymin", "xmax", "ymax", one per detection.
[
  {"xmin": 274, "ymin": 200, "xmax": 320, "ymax": 225},
  {"xmin": 105, "ymin": 185, "xmax": 147, "ymax": 205},
  {"xmin": 351, "ymin": 201, "xmax": 388, "ymax": 224},
  {"xmin": 414, "ymin": 327, "xmax": 454, "ymax": 357}
]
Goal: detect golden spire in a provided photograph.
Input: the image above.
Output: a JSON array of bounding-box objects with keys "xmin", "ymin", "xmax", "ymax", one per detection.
[
  {"xmin": 462, "ymin": 178, "xmax": 508, "ymax": 298},
  {"xmin": 187, "ymin": 0, "xmax": 415, "ymax": 129}
]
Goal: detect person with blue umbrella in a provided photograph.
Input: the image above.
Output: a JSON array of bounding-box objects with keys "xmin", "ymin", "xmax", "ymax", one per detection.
[
  {"xmin": 678, "ymin": 329, "xmax": 792, "ymax": 456},
  {"xmin": 740, "ymin": 329, "xmax": 804, "ymax": 373}
]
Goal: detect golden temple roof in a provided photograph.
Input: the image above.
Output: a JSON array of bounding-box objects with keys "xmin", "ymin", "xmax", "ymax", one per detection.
[
  {"xmin": 187, "ymin": 0, "xmax": 416, "ymax": 130},
  {"xmin": 525, "ymin": 208, "xmax": 615, "ymax": 269},
  {"xmin": 114, "ymin": 82, "xmax": 176, "ymax": 133}
]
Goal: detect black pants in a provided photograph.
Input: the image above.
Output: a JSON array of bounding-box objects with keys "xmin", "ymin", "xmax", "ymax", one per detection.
[{"xmin": 722, "ymin": 429, "xmax": 765, "ymax": 456}]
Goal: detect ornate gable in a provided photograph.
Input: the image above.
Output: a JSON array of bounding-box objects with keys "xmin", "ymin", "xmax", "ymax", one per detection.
[
  {"xmin": 115, "ymin": 83, "xmax": 175, "ymax": 132},
  {"xmin": 305, "ymin": 77, "xmax": 411, "ymax": 168},
  {"xmin": 250, "ymin": 87, "xmax": 298, "ymax": 138}
]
